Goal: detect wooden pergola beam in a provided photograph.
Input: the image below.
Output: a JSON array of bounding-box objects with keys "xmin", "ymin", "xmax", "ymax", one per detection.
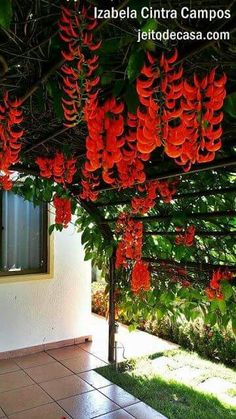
[
  {"xmin": 143, "ymin": 257, "xmax": 236, "ymax": 272},
  {"xmin": 104, "ymin": 210, "xmax": 236, "ymax": 224},
  {"xmin": 94, "ymin": 186, "xmax": 236, "ymax": 208},
  {"xmin": 96, "ymin": 157, "xmax": 236, "ymax": 193},
  {"xmin": 144, "ymin": 231, "xmax": 236, "ymax": 237},
  {"xmin": 24, "ymin": 126, "xmax": 71, "ymax": 153}
]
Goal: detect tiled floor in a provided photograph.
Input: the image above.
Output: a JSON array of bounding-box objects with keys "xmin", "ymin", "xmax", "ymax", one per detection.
[{"xmin": 0, "ymin": 315, "xmax": 168, "ymax": 418}]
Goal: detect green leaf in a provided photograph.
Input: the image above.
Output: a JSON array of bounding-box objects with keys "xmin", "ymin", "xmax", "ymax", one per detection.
[
  {"xmin": 0, "ymin": 0, "xmax": 12, "ymax": 29},
  {"xmin": 142, "ymin": 40, "xmax": 156, "ymax": 52},
  {"xmin": 106, "ymin": 245, "xmax": 114, "ymax": 258},
  {"xmin": 221, "ymin": 281, "xmax": 233, "ymax": 300},
  {"xmin": 84, "ymin": 252, "xmax": 93, "ymax": 261},
  {"xmin": 81, "ymin": 228, "xmax": 90, "ymax": 245},
  {"xmin": 125, "ymin": 84, "xmax": 139, "ymax": 114},
  {"xmin": 127, "ymin": 49, "xmax": 145, "ymax": 81},
  {"xmin": 141, "ymin": 18, "xmax": 158, "ymax": 33},
  {"xmin": 112, "ymin": 80, "xmax": 126, "ymax": 98},
  {"xmin": 232, "ymin": 318, "xmax": 236, "ymax": 335},
  {"xmin": 128, "ymin": 324, "xmax": 137, "ymax": 332},
  {"xmin": 49, "ymin": 224, "xmax": 55, "ymax": 235},
  {"xmin": 224, "ymin": 92, "xmax": 236, "ymax": 118},
  {"xmin": 101, "ymin": 73, "xmax": 114, "ymax": 86},
  {"xmin": 47, "ymin": 80, "xmax": 63, "ymax": 120},
  {"xmin": 217, "ymin": 299, "xmax": 226, "ymax": 314}
]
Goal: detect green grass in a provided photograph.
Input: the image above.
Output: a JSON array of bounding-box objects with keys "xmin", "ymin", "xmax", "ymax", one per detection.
[{"xmin": 96, "ymin": 349, "xmax": 236, "ymax": 419}]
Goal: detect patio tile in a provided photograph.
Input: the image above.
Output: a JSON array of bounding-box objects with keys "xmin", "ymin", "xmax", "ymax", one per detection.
[
  {"xmin": 0, "ymin": 359, "xmax": 20, "ymax": 375},
  {"xmin": 0, "ymin": 370, "xmax": 34, "ymax": 393},
  {"xmin": 24, "ymin": 362, "xmax": 71, "ymax": 383},
  {"xmin": 0, "ymin": 384, "xmax": 52, "ymax": 415},
  {"xmin": 15, "ymin": 352, "xmax": 54, "ymax": 369},
  {"xmin": 47, "ymin": 345, "xmax": 85, "ymax": 361},
  {"xmin": 79, "ymin": 342, "xmax": 108, "ymax": 362},
  {"xmin": 61, "ymin": 356, "xmax": 107, "ymax": 374},
  {"xmin": 0, "ymin": 407, "xmax": 5, "ymax": 418},
  {"xmin": 79, "ymin": 370, "xmax": 112, "ymax": 389},
  {"xmin": 96, "ymin": 409, "xmax": 134, "ymax": 418},
  {"xmin": 8, "ymin": 402, "xmax": 70, "ymax": 419},
  {"xmin": 125, "ymin": 401, "xmax": 167, "ymax": 419},
  {"xmin": 58, "ymin": 389, "xmax": 119, "ymax": 418},
  {"xmin": 40, "ymin": 374, "xmax": 93, "ymax": 400},
  {"xmin": 99, "ymin": 384, "xmax": 139, "ymax": 408}
]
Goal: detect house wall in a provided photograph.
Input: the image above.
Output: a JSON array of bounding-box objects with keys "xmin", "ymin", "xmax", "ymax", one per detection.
[{"xmin": 0, "ymin": 223, "xmax": 92, "ymax": 352}]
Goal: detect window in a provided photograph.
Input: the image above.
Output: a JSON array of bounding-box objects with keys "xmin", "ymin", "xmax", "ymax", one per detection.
[{"xmin": 0, "ymin": 192, "xmax": 48, "ymax": 276}]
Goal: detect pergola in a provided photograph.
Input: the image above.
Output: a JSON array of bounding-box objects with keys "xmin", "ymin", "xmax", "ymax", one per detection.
[{"xmin": 1, "ymin": 0, "xmax": 236, "ymax": 362}]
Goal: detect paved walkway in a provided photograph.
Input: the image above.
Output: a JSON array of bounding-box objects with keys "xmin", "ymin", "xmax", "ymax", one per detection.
[
  {"xmin": 0, "ymin": 314, "xmax": 170, "ymax": 418},
  {"xmin": 86, "ymin": 314, "xmax": 178, "ymax": 363}
]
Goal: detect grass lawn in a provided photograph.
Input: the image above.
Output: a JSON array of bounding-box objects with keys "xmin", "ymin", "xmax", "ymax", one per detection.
[{"xmin": 96, "ymin": 349, "xmax": 236, "ymax": 419}]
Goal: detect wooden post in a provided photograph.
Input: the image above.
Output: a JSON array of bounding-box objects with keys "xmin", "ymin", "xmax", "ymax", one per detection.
[{"xmin": 108, "ymin": 255, "xmax": 116, "ymax": 363}]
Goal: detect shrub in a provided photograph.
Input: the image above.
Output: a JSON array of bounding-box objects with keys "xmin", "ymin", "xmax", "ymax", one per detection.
[{"xmin": 92, "ymin": 287, "xmax": 236, "ymax": 367}]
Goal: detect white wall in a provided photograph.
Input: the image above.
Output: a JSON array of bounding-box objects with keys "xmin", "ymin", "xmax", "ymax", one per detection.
[{"xmin": 0, "ymin": 223, "xmax": 92, "ymax": 352}]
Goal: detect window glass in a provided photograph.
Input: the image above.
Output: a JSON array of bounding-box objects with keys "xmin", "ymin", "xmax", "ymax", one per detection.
[{"xmin": 0, "ymin": 192, "xmax": 47, "ymax": 275}]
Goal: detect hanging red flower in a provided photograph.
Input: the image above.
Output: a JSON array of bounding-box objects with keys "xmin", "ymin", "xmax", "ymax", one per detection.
[
  {"xmin": 59, "ymin": 4, "xmax": 101, "ymax": 127},
  {"xmin": 35, "ymin": 152, "xmax": 76, "ymax": 184},
  {"xmin": 0, "ymin": 174, "xmax": 12, "ymax": 190},
  {"xmin": 205, "ymin": 269, "xmax": 233, "ymax": 301},
  {"xmin": 0, "ymin": 92, "xmax": 24, "ymax": 182},
  {"xmin": 131, "ymin": 179, "xmax": 178, "ymax": 214},
  {"xmin": 131, "ymin": 260, "xmax": 151, "ymax": 294},
  {"xmin": 175, "ymin": 225, "xmax": 196, "ymax": 247},
  {"xmin": 53, "ymin": 195, "xmax": 72, "ymax": 228},
  {"xmin": 115, "ymin": 213, "xmax": 143, "ymax": 269},
  {"xmin": 79, "ymin": 166, "xmax": 100, "ymax": 202}
]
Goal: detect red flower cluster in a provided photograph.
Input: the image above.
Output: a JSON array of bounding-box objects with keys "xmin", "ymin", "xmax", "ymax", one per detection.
[
  {"xmin": 79, "ymin": 166, "xmax": 99, "ymax": 202},
  {"xmin": 205, "ymin": 269, "xmax": 233, "ymax": 301},
  {"xmin": 0, "ymin": 92, "xmax": 23, "ymax": 186},
  {"xmin": 131, "ymin": 260, "xmax": 151, "ymax": 294},
  {"xmin": 35, "ymin": 152, "xmax": 76, "ymax": 184},
  {"xmin": 84, "ymin": 97, "xmax": 124, "ymax": 175},
  {"xmin": 115, "ymin": 213, "xmax": 143, "ymax": 269},
  {"xmin": 84, "ymin": 102, "xmax": 149, "ymax": 191},
  {"xmin": 0, "ymin": 174, "xmax": 12, "ymax": 190},
  {"xmin": 53, "ymin": 195, "xmax": 72, "ymax": 228},
  {"xmin": 175, "ymin": 225, "xmax": 196, "ymax": 246},
  {"xmin": 136, "ymin": 50, "xmax": 226, "ymax": 171},
  {"xmin": 174, "ymin": 69, "xmax": 226, "ymax": 171},
  {"xmin": 136, "ymin": 52, "xmax": 162, "ymax": 154},
  {"xmin": 116, "ymin": 112, "xmax": 148, "ymax": 188},
  {"xmin": 131, "ymin": 179, "xmax": 178, "ymax": 214},
  {"xmin": 59, "ymin": 5, "xmax": 101, "ymax": 127}
]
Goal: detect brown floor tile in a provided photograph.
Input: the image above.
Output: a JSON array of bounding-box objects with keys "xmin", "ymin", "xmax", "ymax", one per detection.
[
  {"xmin": 99, "ymin": 385, "xmax": 139, "ymax": 408},
  {"xmin": 0, "ymin": 407, "xmax": 5, "ymax": 418},
  {"xmin": 24, "ymin": 362, "xmax": 71, "ymax": 383},
  {"xmin": 40, "ymin": 374, "xmax": 92, "ymax": 400},
  {"xmin": 125, "ymin": 401, "xmax": 167, "ymax": 419},
  {"xmin": 47, "ymin": 345, "xmax": 85, "ymax": 361},
  {"xmin": 15, "ymin": 352, "xmax": 54, "ymax": 369},
  {"xmin": 58, "ymin": 389, "xmax": 119, "ymax": 418},
  {"xmin": 79, "ymin": 371, "xmax": 112, "ymax": 389},
  {"xmin": 8, "ymin": 402, "xmax": 70, "ymax": 419},
  {"xmin": 0, "ymin": 359, "xmax": 20, "ymax": 375},
  {"xmin": 61, "ymin": 356, "xmax": 107, "ymax": 374},
  {"xmin": 0, "ymin": 370, "xmax": 34, "ymax": 393},
  {"xmin": 96, "ymin": 409, "xmax": 134, "ymax": 418},
  {"xmin": 79, "ymin": 342, "xmax": 108, "ymax": 362},
  {"xmin": 0, "ymin": 384, "xmax": 52, "ymax": 415}
]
